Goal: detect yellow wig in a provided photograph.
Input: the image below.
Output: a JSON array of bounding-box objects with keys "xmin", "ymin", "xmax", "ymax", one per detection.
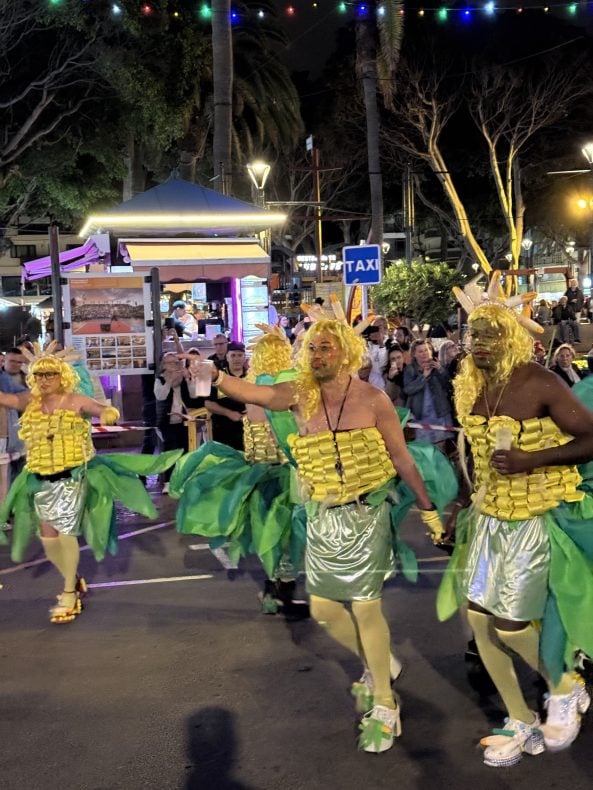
[
  {"xmin": 454, "ymin": 303, "xmax": 534, "ymax": 418},
  {"xmin": 246, "ymin": 333, "xmax": 293, "ymax": 381},
  {"xmin": 294, "ymin": 319, "xmax": 365, "ymax": 421},
  {"xmin": 27, "ymin": 355, "xmax": 80, "ymax": 401}
]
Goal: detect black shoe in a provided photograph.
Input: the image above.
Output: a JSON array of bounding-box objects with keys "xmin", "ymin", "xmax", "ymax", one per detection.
[{"xmin": 276, "ymin": 580, "xmax": 296, "ymax": 607}]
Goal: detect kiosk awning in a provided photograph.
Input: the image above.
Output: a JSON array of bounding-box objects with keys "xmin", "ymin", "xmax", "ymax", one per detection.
[{"xmin": 119, "ymin": 238, "xmax": 270, "ymax": 281}]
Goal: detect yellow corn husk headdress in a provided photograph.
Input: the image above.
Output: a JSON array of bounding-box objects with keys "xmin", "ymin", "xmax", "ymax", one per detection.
[
  {"xmin": 453, "ymin": 270, "xmax": 543, "ymax": 335},
  {"xmin": 453, "ymin": 272, "xmax": 538, "ymax": 419},
  {"xmin": 246, "ymin": 324, "xmax": 293, "ymax": 381},
  {"xmin": 22, "ymin": 340, "xmax": 81, "ymax": 397},
  {"xmin": 299, "ymin": 293, "xmax": 376, "ymax": 336}
]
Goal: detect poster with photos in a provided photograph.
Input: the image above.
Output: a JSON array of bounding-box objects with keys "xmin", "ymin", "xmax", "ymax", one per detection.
[{"xmin": 63, "ymin": 273, "xmax": 153, "ymax": 375}]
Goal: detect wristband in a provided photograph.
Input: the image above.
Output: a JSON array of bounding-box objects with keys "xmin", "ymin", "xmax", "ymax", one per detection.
[
  {"xmin": 419, "ymin": 508, "xmax": 445, "ymax": 545},
  {"xmin": 213, "ymin": 370, "xmax": 225, "ymax": 388}
]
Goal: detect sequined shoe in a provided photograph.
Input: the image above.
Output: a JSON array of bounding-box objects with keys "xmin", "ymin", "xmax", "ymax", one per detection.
[
  {"xmin": 540, "ymin": 679, "xmax": 591, "ymax": 752},
  {"xmin": 49, "ymin": 591, "xmax": 82, "ymax": 624},
  {"xmin": 359, "ymin": 704, "xmax": 402, "ymax": 753},
  {"xmin": 480, "ymin": 713, "xmax": 544, "ymax": 767},
  {"xmin": 351, "ymin": 656, "xmax": 404, "ymax": 714}
]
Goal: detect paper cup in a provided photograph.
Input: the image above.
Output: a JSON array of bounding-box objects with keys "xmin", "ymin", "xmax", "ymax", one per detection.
[
  {"xmin": 188, "ymin": 359, "xmax": 213, "ymax": 397},
  {"xmin": 494, "ymin": 426, "xmax": 513, "ymax": 451}
]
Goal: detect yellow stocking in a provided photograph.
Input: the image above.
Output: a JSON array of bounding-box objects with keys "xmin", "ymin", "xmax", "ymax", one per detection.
[
  {"xmin": 57, "ymin": 534, "xmax": 80, "ymax": 593},
  {"xmin": 496, "ymin": 623, "xmax": 539, "ymax": 672},
  {"xmin": 310, "ymin": 594, "xmax": 361, "ymax": 657},
  {"xmin": 498, "ymin": 623, "xmax": 576, "ymax": 695},
  {"xmin": 351, "ymin": 599, "xmax": 395, "ymax": 709},
  {"xmin": 40, "ymin": 536, "xmax": 67, "ymax": 579},
  {"xmin": 467, "ymin": 609, "xmax": 534, "ymax": 724}
]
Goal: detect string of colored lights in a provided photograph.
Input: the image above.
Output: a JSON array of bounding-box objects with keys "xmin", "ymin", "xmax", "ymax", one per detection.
[{"xmin": 52, "ymin": 1, "xmax": 592, "ymax": 21}]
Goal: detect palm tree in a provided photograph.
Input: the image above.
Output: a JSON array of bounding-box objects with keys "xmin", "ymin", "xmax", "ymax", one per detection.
[
  {"xmin": 212, "ymin": 0, "xmax": 233, "ymax": 194},
  {"xmin": 356, "ymin": 0, "xmax": 403, "ymax": 245}
]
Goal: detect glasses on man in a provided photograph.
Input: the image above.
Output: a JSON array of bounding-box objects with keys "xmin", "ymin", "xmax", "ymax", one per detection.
[{"xmin": 33, "ymin": 372, "xmax": 59, "ymax": 380}]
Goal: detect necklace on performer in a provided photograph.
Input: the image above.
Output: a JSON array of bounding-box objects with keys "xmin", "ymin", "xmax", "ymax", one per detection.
[
  {"xmin": 320, "ymin": 377, "xmax": 352, "ymax": 478},
  {"xmin": 483, "ymin": 381, "xmax": 507, "ymax": 420}
]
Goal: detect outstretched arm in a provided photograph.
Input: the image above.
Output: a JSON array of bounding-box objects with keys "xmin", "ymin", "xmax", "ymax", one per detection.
[
  {"xmin": 216, "ymin": 371, "xmax": 296, "ymax": 411},
  {"xmin": 72, "ymin": 394, "xmax": 119, "ymax": 424}
]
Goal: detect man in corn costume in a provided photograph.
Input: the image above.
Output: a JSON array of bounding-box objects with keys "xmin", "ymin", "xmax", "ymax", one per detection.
[
  {"xmin": 0, "ymin": 344, "xmax": 181, "ymax": 623},
  {"xmin": 170, "ymin": 327, "xmax": 304, "ymax": 614},
  {"xmin": 203, "ymin": 306, "xmax": 456, "ymax": 754},
  {"xmin": 438, "ymin": 273, "xmax": 593, "ymax": 767}
]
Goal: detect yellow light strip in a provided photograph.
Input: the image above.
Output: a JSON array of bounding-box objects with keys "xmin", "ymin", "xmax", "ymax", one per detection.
[{"xmin": 79, "ymin": 212, "xmax": 287, "ymax": 237}]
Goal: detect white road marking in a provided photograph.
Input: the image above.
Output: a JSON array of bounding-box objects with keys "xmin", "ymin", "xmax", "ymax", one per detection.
[
  {"xmin": 417, "ymin": 556, "xmax": 450, "ymax": 563},
  {"xmin": 210, "ymin": 546, "xmax": 238, "ymax": 570},
  {"xmin": 87, "ymin": 574, "xmax": 213, "ymax": 589},
  {"xmin": 0, "ymin": 520, "xmax": 174, "ymax": 577}
]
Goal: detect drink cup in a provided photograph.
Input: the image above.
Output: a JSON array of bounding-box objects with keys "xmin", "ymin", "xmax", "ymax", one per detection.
[
  {"xmin": 188, "ymin": 359, "xmax": 213, "ymax": 397},
  {"xmin": 494, "ymin": 426, "xmax": 513, "ymax": 451}
]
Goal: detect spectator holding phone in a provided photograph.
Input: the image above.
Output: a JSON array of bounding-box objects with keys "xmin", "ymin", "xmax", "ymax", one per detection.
[{"xmin": 403, "ymin": 339, "xmax": 454, "ymax": 449}]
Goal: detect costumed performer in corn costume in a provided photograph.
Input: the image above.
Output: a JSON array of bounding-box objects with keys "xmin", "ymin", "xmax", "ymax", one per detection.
[
  {"xmin": 202, "ymin": 299, "xmax": 456, "ymax": 754},
  {"xmin": 438, "ymin": 273, "xmax": 593, "ymax": 767},
  {"xmin": 0, "ymin": 343, "xmax": 182, "ymax": 624}
]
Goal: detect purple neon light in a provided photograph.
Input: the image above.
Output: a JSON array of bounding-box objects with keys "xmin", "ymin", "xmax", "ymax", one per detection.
[{"xmin": 231, "ymin": 277, "xmax": 242, "ymax": 342}]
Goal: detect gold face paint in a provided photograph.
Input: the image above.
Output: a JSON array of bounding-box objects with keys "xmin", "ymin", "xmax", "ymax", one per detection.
[{"xmin": 467, "ymin": 318, "xmax": 505, "ymax": 370}]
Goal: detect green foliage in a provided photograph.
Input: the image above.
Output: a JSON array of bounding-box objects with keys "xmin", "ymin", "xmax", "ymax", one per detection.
[{"xmin": 372, "ymin": 261, "xmax": 464, "ymax": 327}]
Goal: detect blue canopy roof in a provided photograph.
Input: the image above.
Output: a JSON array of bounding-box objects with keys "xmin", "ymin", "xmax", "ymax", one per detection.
[
  {"xmin": 79, "ymin": 177, "xmax": 284, "ymax": 237},
  {"xmin": 107, "ymin": 178, "xmax": 265, "ymax": 217}
]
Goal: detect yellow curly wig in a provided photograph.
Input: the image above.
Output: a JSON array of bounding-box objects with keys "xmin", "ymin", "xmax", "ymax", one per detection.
[
  {"xmin": 454, "ymin": 303, "xmax": 534, "ymax": 418},
  {"xmin": 294, "ymin": 319, "xmax": 365, "ymax": 421},
  {"xmin": 27, "ymin": 355, "xmax": 80, "ymax": 401},
  {"xmin": 246, "ymin": 333, "xmax": 293, "ymax": 381}
]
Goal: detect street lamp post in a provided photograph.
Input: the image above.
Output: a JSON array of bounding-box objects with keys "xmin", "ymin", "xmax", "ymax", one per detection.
[
  {"xmin": 549, "ymin": 143, "xmax": 593, "ymax": 281},
  {"xmin": 246, "ymin": 160, "xmax": 271, "ymax": 253}
]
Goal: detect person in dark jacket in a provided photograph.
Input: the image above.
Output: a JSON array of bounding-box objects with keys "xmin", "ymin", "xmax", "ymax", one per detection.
[
  {"xmin": 205, "ymin": 342, "xmax": 247, "ymax": 450},
  {"xmin": 403, "ymin": 339, "xmax": 454, "ymax": 448},
  {"xmin": 553, "ymin": 296, "xmax": 580, "ymax": 343},
  {"xmin": 550, "ymin": 344, "xmax": 586, "ymax": 388},
  {"xmin": 154, "ymin": 352, "xmax": 204, "ymax": 487},
  {"xmin": 565, "ymin": 278, "xmax": 584, "ymax": 327}
]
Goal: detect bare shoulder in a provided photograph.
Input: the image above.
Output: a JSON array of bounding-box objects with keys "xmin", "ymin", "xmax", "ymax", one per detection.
[
  {"xmin": 351, "ymin": 378, "xmax": 389, "ymax": 401},
  {"xmin": 351, "ymin": 379, "xmax": 394, "ymax": 414}
]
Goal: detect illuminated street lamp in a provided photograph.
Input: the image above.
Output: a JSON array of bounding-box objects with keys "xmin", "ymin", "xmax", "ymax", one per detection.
[
  {"xmin": 246, "ymin": 161, "xmax": 271, "ymax": 196},
  {"xmin": 247, "ymin": 161, "xmax": 271, "ymax": 252}
]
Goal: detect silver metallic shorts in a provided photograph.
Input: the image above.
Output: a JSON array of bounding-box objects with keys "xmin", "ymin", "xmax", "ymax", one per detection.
[
  {"xmin": 465, "ymin": 513, "xmax": 550, "ymax": 621},
  {"xmin": 33, "ymin": 475, "xmax": 86, "ymax": 536},
  {"xmin": 306, "ymin": 501, "xmax": 393, "ymax": 602}
]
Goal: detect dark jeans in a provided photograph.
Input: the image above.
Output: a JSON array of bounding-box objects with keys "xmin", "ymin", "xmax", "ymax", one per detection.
[{"xmin": 162, "ymin": 422, "xmax": 188, "ymax": 481}]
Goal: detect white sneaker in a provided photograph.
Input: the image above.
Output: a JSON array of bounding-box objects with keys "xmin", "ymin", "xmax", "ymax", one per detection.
[
  {"xmin": 351, "ymin": 655, "xmax": 403, "ymax": 714},
  {"xmin": 390, "ymin": 654, "xmax": 403, "ymax": 682},
  {"xmin": 162, "ymin": 482, "xmax": 169, "ymax": 494},
  {"xmin": 480, "ymin": 713, "xmax": 544, "ymax": 768},
  {"xmin": 540, "ymin": 680, "xmax": 591, "ymax": 752},
  {"xmin": 359, "ymin": 704, "xmax": 402, "ymax": 753}
]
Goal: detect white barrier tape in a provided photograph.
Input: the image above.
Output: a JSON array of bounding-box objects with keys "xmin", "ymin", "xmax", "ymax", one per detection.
[{"xmin": 407, "ymin": 421, "xmax": 460, "ymax": 432}]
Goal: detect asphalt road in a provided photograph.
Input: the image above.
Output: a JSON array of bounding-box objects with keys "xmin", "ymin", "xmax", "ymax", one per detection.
[{"xmin": 1, "ymin": 489, "xmax": 592, "ymax": 790}]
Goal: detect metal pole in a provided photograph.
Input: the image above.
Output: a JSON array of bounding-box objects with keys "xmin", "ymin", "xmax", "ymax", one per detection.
[
  {"xmin": 403, "ymin": 162, "xmax": 414, "ymax": 264},
  {"xmin": 361, "ymin": 286, "xmax": 368, "ymax": 320},
  {"xmin": 313, "ymin": 147, "xmax": 323, "ymax": 284},
  {"xmin": 49, "ymin": 222, "xmax": 64, "ymax": 344},
  {"xmin": 150, "ymin": 267, "xmax": 162, "ymax": 369}
]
